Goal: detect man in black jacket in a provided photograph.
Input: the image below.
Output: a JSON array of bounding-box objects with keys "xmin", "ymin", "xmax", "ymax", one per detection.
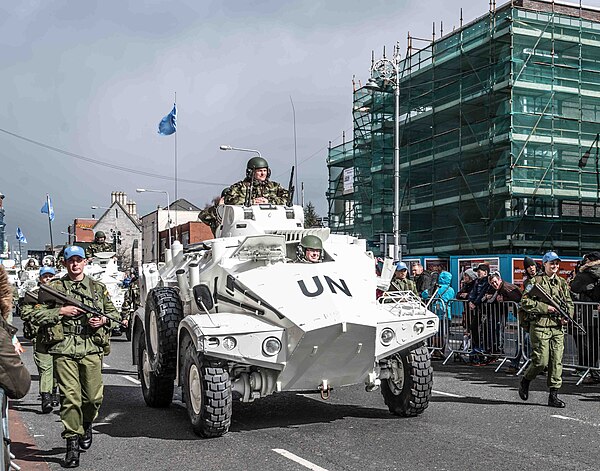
[
  {"xmin": 411, "ymin": 262, "xmax": 438, "ymax": 298},
  {"xmin": 569, "ymin": 252, "xmax": 600, "ymax": 381}
]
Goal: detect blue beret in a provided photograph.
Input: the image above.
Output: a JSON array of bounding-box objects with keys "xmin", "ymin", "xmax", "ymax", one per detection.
[
  {"xmin": 39, "ymin": 266, "xmax": 56, "ymax": 276},
  {"xmin": 64, "ymin": 246, "xmax": 86, "ymax": 260}
]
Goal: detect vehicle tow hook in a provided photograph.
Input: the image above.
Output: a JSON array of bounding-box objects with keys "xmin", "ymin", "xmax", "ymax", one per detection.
[{"xmin": 319, "ymin": 380, "xmax": 331, "ymax": 400}]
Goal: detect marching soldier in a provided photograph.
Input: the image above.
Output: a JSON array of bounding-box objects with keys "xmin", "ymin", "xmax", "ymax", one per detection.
[
  {"xmin": 19, "ymin": 266, "xmax": 59, "ymax": 413},
  {"xmin": 518, "ymin": 251, "xmax": 574, "ymax": 408},
  {"xmin": 33, "ymin": 245, "xmax": 117, "ymax": 468},
  {"xmin": 85, "ymin": 231, "xmax": 114, "ymax": 259}
]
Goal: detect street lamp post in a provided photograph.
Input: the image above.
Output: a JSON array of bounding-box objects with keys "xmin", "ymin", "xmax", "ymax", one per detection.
[
  {"xmin": 136, "ymin": 188, "xmax": 172, "ymax": 248},
  {"xmin": 365, "ymin": 45, "xmax": 402, "ymax": 261},
  {"xmin": 219, "ymin": 145, "xmax": 261, "ymax": 158}
]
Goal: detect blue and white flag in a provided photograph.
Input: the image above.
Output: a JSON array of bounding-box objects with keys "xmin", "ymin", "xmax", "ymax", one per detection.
[
  {"xmin": 16, "ymin": 227, "xmax": 27, "ymax": 244},
  {"xmin": 41, "ymin": 195, "xmax": 55, "ymax": 221},
  {"xmin": 158, "ymin": 104, "xmax": 177, "ymax": 135}
]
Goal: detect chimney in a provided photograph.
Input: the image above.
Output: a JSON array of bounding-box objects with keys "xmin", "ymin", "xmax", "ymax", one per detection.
[
  {"xmin": 111, "ymin": 191, "xmax": 117, "ymax": 204},
  {"xmin": 121, "ymin": 192, "xmax": 128, "ymax": 207}
]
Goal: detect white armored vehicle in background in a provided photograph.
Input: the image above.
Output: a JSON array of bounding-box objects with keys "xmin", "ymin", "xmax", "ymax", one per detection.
[
  {"xmin": 131, "ymin": 203, "xmax": 439, "ymax": 437},
  {"xmin": 85, "ymin": 252, "xmax": 126, "ymax": 311}
]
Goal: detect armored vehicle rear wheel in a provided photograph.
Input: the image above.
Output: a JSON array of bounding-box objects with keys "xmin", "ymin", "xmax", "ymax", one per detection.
[
  {"xmin": 183, "ymin": 345, "xmax": 232, "ymax": 438},
  {"xmin": 145, "ymin": 287, "xmax": 183, "ymax": 377},
  {"xmin": 381, "ymin": 344, "xmax": 433, "ymax": 417},
  {"xmin": 137, "ymin": 334, "xmax": 174, "ymax": 407}
]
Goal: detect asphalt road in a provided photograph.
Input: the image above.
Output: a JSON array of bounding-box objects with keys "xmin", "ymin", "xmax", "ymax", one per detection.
[{"xmin": 9, "ymin": 326, "xmax": 600, "ymax": 471}]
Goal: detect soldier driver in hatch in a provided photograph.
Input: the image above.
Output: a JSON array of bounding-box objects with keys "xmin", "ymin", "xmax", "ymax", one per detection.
[
  {"xmin": 296, "ymin": 235, "xmax": 324, "ymax": 263},
  {"xmin": 222, "ymin": 157, "xmax": 289, "ymax": 205}
]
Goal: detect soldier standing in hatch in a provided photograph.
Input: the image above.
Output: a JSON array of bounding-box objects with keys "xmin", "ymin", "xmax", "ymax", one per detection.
[
  {"xmin": 85, "ymin": 231, "xmax": 114, "ymax": 259},
  {"xmin": 518, "ymin": 251, "xmax": 574, "ymax": 408},
  {"xmin": 222, "ymin": 157, "xmax": 289, "ymax": 205},
  {"xmin": 33, "ymin": 245, "xmax": 117, "ymax": 468}
]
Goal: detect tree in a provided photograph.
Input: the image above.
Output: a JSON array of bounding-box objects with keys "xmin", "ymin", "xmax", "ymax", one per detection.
[{"xmin": 304, "ymin": 202, "xmax": 321, "ymax": 228}]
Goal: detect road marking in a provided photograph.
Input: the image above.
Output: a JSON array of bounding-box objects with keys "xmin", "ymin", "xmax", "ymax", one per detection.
[
  {"xmin": 103, "ymin": 362, "xmax": 110, "ymax": 368},
  {"xmin": 272, "ymin": 449, "xmax": 329, "ymax": 471},
  {"xmin": 432, "ymin": 389, "xmax": 464, "ymax": 398},
  {"xmin": 123, "ymin": 375, "xmax": 141, "ymax": 385},
  {"xmin": 552, "ymin": 415, "xmax": 600, "ymax": 427}
]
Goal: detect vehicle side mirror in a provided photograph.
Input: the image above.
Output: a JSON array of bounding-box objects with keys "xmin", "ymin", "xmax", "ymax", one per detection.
[{"xmin": 193, "ymin": 284, "xmax": 214, "ymax": 311}]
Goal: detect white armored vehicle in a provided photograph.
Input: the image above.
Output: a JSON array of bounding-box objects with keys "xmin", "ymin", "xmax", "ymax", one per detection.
[
  {"xmin": 131, "ymin": 203, "xmax": 439, "ymax": 437},
  {"xmin": 85, "ymin": 252, "xmax": 126, "ymax": 311}
]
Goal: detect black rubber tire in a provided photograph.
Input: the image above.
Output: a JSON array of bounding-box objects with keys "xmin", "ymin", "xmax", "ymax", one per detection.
[
  {"xmin": 125, "ymin": 323, "xmax": 132, "ymax": 341},
  {"xmin": 137, "ymin": 333, "xmax": 174, "ymax": 408},
  {"xmin": 183, "ymin": 345, "xmax": 232, "ymax": 438},
  {"xmin": 381, "ymin": 344, "xmax": 433, "ymax": 417},
  {"xmin": 145, "ymin": 287, "xmax": 183, "ymax": 377}
]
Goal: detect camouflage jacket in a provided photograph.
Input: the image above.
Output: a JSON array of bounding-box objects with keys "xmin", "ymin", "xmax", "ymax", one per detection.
[
  {"xmin": 388, "ymin": 277, "xmax": 418, "ymax": 296},
  {"xmin": 32, "ymin": 275, "xmax": 117, "ymax": 357},
  {"xmin": 85, "ymin": 242, "xmax": 115, "ymax": 259},
  {"xmin": 121, "ymin": 282, "xmax": 140, "ymax": 320},
  {"xmin": 521, "ymin": 273, "xmax": 574, "ymax": 328},
  {"xmin": 222, "ymin": 178, "xmax": 289, "ymax": 205}
]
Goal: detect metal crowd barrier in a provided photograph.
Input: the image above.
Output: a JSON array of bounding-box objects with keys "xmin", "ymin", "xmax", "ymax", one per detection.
[
  {"xmin": 0, "ymin": 388, "xmax": 20, "ymax": 471},
  {"xmin": 425, "ymin": 298, "xmax": 600, "ymax": 386}
]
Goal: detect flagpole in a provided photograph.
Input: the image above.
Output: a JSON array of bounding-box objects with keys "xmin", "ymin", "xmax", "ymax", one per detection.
[
  {"xmin": 46, "ymin": 194, "xmax": 54, "ymax": 252},
  {"xmin": 174, "ymin": 91, "xmax": 178, "ymax": 239},
  {"xmin": 18, "ymin": 240, "xmax": 22, "ymax": 265}
]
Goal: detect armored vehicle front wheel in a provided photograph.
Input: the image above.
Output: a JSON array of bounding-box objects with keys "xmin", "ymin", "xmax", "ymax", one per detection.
[
  {"xmin": 137, "ymin": 334, "xmax": 174, "ymax": 408},
  {"xmin": 183, "ymin": 345, "xmax": 232, "ymax": 438},
  {"xmin": 145, "ymin": 287, "xmax": 183, "ymax": 377},
  {"xmin": 381, "ymin": 344, "xmax": 433, "ymax": 417}
]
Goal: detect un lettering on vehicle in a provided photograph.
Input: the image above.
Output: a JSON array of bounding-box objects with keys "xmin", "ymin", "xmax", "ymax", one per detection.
[{"xmin": 297, "ymin": 276, "xmax": 352, "ymax": 298}]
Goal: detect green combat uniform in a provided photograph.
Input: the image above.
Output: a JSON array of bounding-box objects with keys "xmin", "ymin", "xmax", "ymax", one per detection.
[
  {"xmin": 120, "ymin": 280, "xmax": 140, "ymax": 322},
  {"xmin": 19, "ymin": 290, "xmax": 56, "ymax": 397},
  {"xmin": 521, "ymin": 273, "xmax": 574, "ymax": 389},
  {"xmin": 85, "ymin": 242, "xmax": 114, "ymax": 259},
  {"xmin": 388, "ymin": 277, "xmax": 418, "ymax": 296},
  {"xmin": 33, "ymin": 275, "xmax": 116, "ymax": 439},
  {"xmin": 222, "ymin": 178, "xmax": 289, "ymax": 206}
]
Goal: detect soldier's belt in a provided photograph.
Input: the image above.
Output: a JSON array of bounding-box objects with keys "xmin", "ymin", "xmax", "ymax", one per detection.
[{"xmin": 62, "ymin": 324, "xmax": 87, "ymax": 335}]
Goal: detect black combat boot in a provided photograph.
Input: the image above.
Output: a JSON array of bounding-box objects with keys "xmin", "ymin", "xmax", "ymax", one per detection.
[
  {"xmin": 79, "ymin": 422, "xmax": 93, "ymax": 450},
  {"xmin": 41, "ymin": 392, "xmax": 53, "ymax": 414},
  {"xmin": 64, "ymin": 436, "xmax": 80, "ymax": 468},
  {"xmin": 548, "ymin": 388, "xmax": 565, "ymax": 408},
  {"xmin": 518, "ymin": 377, "xmax": 531, "ymax": 401},
  {"xmin": 52, "ymin": 386, "xmax": 60, "ymax": 407}
]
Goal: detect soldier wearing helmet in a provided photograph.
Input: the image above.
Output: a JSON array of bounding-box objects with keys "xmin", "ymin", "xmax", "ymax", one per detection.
[
  {"xmin": 296, "ymin": 235, "xmax": 324, "ymax": 263},
  {"xmin": 85, "ymin": 231, "xmax": 115, "ymax": 259},
  {"xmin": 222, "ymin": 156, "xmax": 289, "ymax": 206}
]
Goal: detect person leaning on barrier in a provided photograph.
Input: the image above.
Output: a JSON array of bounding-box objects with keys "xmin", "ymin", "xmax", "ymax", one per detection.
[
  {"xmin": 222, "ymin": 157, "xmax": 289, "ymax": 206},
  {"xmin": 296, "ymin": 235, "xmax": 324, "ymax": 263},
  {"xmin": 518, "ymin": 251, "xmax": 574, "ymax": 408},
  {"xmin": 467, "ymin": 264, "xmax": 491, "ymax": 351},
  {"xmin": 0, "ymin": 266, "xmax": 31, "ymax": 400},
  {"xmin": 423, "ymin": 271, "xmax": 455, "ymax": 358},
  {"xmin": 411, "ymin": 262, "xmax": 437, "ymax": 298},
  {"xmin": 388, "ymin": 262, "xmax": 418, "ymax": 296},
  {"xmin": 484, "ymin": 271, "xmax": 522, "ymax": 357},
  {"xmin": 32, "ymin": 245, "xmax": 117, "ymax": 468},
  {"xmin": 457, "ymin": 268, "xmax": 477, "ymax": 300},
  {"xmin": 19, "ymin": 266, "xmax": 59, "ymax": 414},
  {"xmin": 568, "ymin": 251, "xmax": 600, "ymax": 383}
]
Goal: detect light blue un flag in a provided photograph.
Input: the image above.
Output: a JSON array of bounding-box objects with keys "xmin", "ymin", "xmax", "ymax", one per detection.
[
  {"xmin": 158, "ymin": 104, "xmax": 177, "ymax": 135},
  {"xmin": 16, "ymin": 227, "xmax": 27, "ymax": 244},
  {"xmin": 41, "ymin": 195, "xmax": 55, "ymax": 221}
]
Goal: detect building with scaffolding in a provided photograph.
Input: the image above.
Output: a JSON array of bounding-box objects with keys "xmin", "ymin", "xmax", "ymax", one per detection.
[{"xmin": 327, "ymin": 0, "xmax": 600, "ymax": 257}]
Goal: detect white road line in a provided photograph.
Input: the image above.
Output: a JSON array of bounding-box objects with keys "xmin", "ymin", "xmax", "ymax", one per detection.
[
  {"xmin": 432, "ymin": 389, "xmax": 465, "ymax": 398},
  {"xmin": 272, "ymin": 449, "xmax": 329, "ymax": 471},
  {"xmin": 102, "ymin": 362, "xmax": 110, "ymax": 368},
  {"xmin": 552, "ymin": 415, "xmax": 600, "ymax": 427},
  {"xmin": 123, "ymin": 375, "xmax": 141, "ymax": 385}
]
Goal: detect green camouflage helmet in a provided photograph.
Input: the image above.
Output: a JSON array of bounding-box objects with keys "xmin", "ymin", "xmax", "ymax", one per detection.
[
  {"xmin": 95, "ymin": 230, "xmax": 106, "ymax": 240},
  {"xmin": 297, "ymin": 235, "xmax": 324, "ymax": 262},
  {"xmin": 246, "ymin": 156, "xmax": 270, "ymax": 178}
]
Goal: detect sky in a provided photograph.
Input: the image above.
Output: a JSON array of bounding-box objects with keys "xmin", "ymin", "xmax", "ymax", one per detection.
[{"xmin": 3, "ymin": 0, "xmax": 600, "ymax": 251}]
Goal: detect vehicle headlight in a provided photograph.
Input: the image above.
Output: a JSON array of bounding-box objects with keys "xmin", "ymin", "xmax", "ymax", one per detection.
[
  {"xmin": 222, "ymin": 336, "xmax": 237, "ymax": 351},
  {"xmin": 413, "ymin": 322, "xmax": 424, "ymax": 334},
  {"xmin": 380, "ymin": 328, "xmax": 395, "ymax": 346},
  {"xmin": 262, "ymin": 337, "xmax": 282, "ymax": 356}
]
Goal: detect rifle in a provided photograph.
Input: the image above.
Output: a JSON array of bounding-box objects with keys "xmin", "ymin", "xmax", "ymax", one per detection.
[
  {"xmin": 524, "ymin": 282, "xmax": 586, "ymax": 335},
  {"xmin": 244, "ymin": 175, "xmax": 255, "ymax": 207},
  {"xmin": 286, "ymin": 166, "xmax": 295, "ymax": 207},
  {"xmin": 22, "ymin": 290, "xmax": 38, "ymax": 305},
  {"xmin": 37, "ymin": 283, "xmax": 127, "ymax": 328}
]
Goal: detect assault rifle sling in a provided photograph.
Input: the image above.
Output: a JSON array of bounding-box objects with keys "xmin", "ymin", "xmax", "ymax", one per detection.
[
  {"xmin": 525, "ymin": 282, "xmax": 586, "ymax": 335},
  {"xmin": 37, "ymin": 284, "xmax": 126, "ymax": 327}
]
